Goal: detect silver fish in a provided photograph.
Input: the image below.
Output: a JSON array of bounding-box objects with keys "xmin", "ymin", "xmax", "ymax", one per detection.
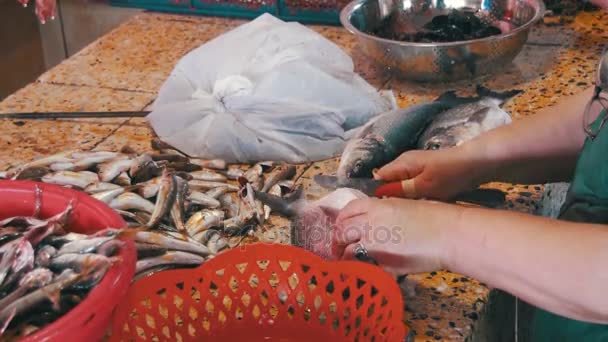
[
  {"xmin": 191, "ymin": 229, "xmax": 218, "ymax": 245},
  {"xmin": 0, "ymin": 268, "xmax": 55, "ymax": 309},
  {"xmin": 115, "ymin": 171, "xmax": 132, "ymax": 186},
  {"xmin": 185, "ymin": 210, "xmax": 225, "ymax": 237},
  {"xmin": 55, "ymin": 236, "xmax": 116, "ymax": 256},
  {"xmin": 110, "ymin": 192, "xmax": 155, "ymax": 214},
  {"xmin": 6, "ymin": 151, "xmax": 76, "ymax": 178},
  {"xmin": 417, "ymin": 87, "xmax": 521, "ymax": 150},
  {"xmin": 189, "ymin": 170, "xmax": 227, "ymax": 182},
  {"xmin": 131, "ymin": 231, "xmax": 211, "ymax": 256},
  {"xmin": 188, "ymin": 180, "xmax": 238, "ymax": 192},
  {"xmin": 206, "ymin": 232, "xmax": 228, "ymax": 255},
  {"xmin": 96, "ymin": 239, "xmax": 124, "ymax": 257},
  {"xmin": 50, "ymin": 253, "xmax": 112, "ymax": 272},
  {"xmin": 0, "ymin": 240, "xmax": 21, "ymax": 286},
  {"xmin": 41, "ymin": 170, "xmax": 99, "ymax": 189},
  {"xmin": 205, "ymin": 187, "xmax": 229, "ymax": 199},
  {"xmin": 98, "ymin": 158, "xmax": 133, "ymax": 182},
  {"xmin": 135, "ymin": 242, "xmax": 168, "ymax": 259},
  {"xmin": 147, "ymin": 172, "xmax": 177, "ymax": 229},
  {"xmin": 188, "ymin": 191, "xmax": 221, "ymax": 208},
  {"xmin": 35, "ymin": 245, "xmax": 57, "ymax": 268},
  {"xmin": 261, "ymin": 164, "xmax": 296, "ymax": 192},
  {"xmin": 170, "ymin": 176, "xmax": 189, "ymax": 232},
  {"xmin": 243, "ymin": 164, "xmax": 263, "ymax": 185},
  {"xmin": 129, "ymin": 153, "xmax": 153, "ymax": 178},
  {"xmin": 223, "ymin": 166, "xmax": 244, "ymax": 180},
  {"xmin": 91, "ymin": 187, "xmax": 127, "ymax": 204},
  {"xmin": 265, "ymin": 184, "xmax": 282, "ymax": 220},
  {"xmin": 135, "ymin": 251, "xmax": 205, "ymax": 275},
  {"xmin": 189, "ymin": 159, "xmax": 226, "ymax": 170},
  {"xmin": 219, "ymin": 193, "xmax": 239, "ymax": 218},
  {"xmin": 139, "ymin": 176, "xmax": 161, "ymax": 199},
  {"xmin": 244, "ymin": 183, "xmax": 264, "ymax": 224},
  {"xmin": 84, "ymin": 182, "xmax": 122, "ymax": 194},
  {"xmin": 222, "ymin": 201, "xmax": 256, "ymax": 236},
  {"xmin": 0, "ymin": 269, "xmax": 80, "ymax": 332},
  {"xmin": 71, "ymin": 151, "xmax": 121, "ymax": 160},
  {"xmin": 13, "ymin": 166, "xmax": 51, "ymax": 180}
]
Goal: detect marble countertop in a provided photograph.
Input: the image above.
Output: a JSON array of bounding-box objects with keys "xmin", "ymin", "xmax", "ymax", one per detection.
[{"xmin": 0, "ymin": 9, "xmax": 606, "ymax": 341}]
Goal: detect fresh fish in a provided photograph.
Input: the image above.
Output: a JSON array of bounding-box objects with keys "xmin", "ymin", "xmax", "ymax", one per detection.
[
  {"xmin": 264, "ymin": 184, "xmax": 282, "ymax": 220},
  {"xmin": 189, "ymin": 159, "xmax": 226, "ymax": 170},
  {"xmin": 71, "ymin": 151, "xmax": 120, "ymax": 160},
  {"xmin": 91, "ymin": 187, "xmax": 127, "ymax": 204},
  {"xmin": 418, "ymin": 86, "xmax": 522, "ymax": 150},
  {"xmin": 0, "ymin": 228, "xmax": 20, "ymax": 246},
  {"xmin": 223, "ymin": 166, "xmax": 244, "ymax": 180},
  {"xmin": 0, "ymin": 269, "xmax": 80, "ymax": 333},
  {"xmin": 205, "ymin": 187, "xmax": 229, "ymax": 200},
  {"xmin": 261, "ymin": 164, "xmax": 296, "ymax": 192},
  {"xmin": 115, "ymin": 171, "xmax": 132, "ymax": 186},
  {"xmin": 170, "ymin": 176, "xmax": 189, "ymax": 232},
  {"xmin": 206, "ymin": 232, "xmax": 228, "ymax": 255},
  {"xmin": 243, "ymin": 164, "xmax": 263, "ymax": 188},
  {"xmin": 50, "ymin": 152, "xmax": 121, "ymax": 172},
  {"xmin": 45, "ymin": 232, "xmax": 88, "ymax": 248},
  {"xmin": 97, "ymin": 158, "xmax": 133, "ymax": 182},
  {"xmin": 189, "ymin": 170, "xmax": 227, "ymax": 182},
  {"xmin": 96, "ymin": 239, "xmax": 124, "ymax": 257},
  {"xmin": 34, "ymin": 246, "xmax": 56, "ymax": 269},
  {"xmin": 165, "ymin": 162, "xmax": 201, "ymax": 172},
  {"xmin": 55, "ymin": 236, "xmax": 116, "ymax": 256},
  {"xmin": 129, "ymin": 153, "xmax": 153, "ymax": 179},
  {"xmin": 135, "ymin": 243, "xmax": 168, "ymax": 259},
  {"xmin": 150, "ymin": 153, "xmax": 189, "ymax": 163},
  {"xmin": 191, "ymin": 229, "xmax": 218, "ymax": 245},
  {"xmin": 130, "ymin": 231, "xmax": 211, "ymax": 256},
  {"xmin": 110, "ymin": 192, "xmax": 155, "ymax": 214},
  {"xmin": 49, "ymin": 253, "xmax": 112, "ymax": 272},
  {"xmin": 139, "ymin": 176, "xmax": 161, "ymax": 198},
  {"xmin": 0, "ymin": 268, "xmax": 55, "ymax": 309},
  {"xmin": 6, "ymin": 151, "xmax": 75, "ymax": 178},
  {"xmin": 41, "ymin": 171, "xmax": 99, "ymax": 189},
  {"xmin": 130, "ymin": 153, "xmax": 162, "ymax": 184},
  {"xmin": 188, "ymin": 191, "xmax": 221, "ymax": 208},
  {"xmin": 219, "ymin": 194, "xmax": 239, "ymax": 218},
  {"xmin": 13, "ymin": 166, "xmax": 50, "ymax": 181},
  {"xmin": 8, "ymin": 240, "xmax": 35, "ymax": 282},
  {"xmin": 185, "ymin": 210, "xmax": 225, "ymax": 237},
  {"xmin": 222, "ymin": 201, "xmax": 256, "ymax": 236},
  {"xmin": 243, "ymin": 183, "xmax": 264, "ymax": 224},
  {"xmin": 135, "ymin": 251, "xmax": 205, "ymax": 275},
  {"xmin": 84, "ymin": 182, "xmax": 122, "ymax": 194},
  {"xmin": 188, "ymin": 180, "xmax": 238, "ymax": 192},
  {"xmin": 49, "ymin": 162, "xmax": 75, "ymax": 171},
  {"xmin": 0, "ymin": 241, "xmax": 21, "ymax": 286},
  {"xmin": 147, "ymin": 172, "xmax": 177, "ymax": 229}
]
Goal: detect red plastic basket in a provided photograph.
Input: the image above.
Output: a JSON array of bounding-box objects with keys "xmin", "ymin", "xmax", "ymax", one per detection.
[
  {"xmin": 0, "ymin": 180, "xmax": 136, "ymax": 342},
  {"xmin": 109, "ymin": 243, "xmax": 407, "ymax": 341}
]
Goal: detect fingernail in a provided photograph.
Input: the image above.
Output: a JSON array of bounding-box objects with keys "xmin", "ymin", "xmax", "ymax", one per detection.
[{"xmin": 372, "ymin": 168, "xmax": 379, "ymax": 179}]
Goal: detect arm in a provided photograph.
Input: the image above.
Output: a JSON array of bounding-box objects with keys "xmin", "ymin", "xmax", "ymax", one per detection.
[
  {"xmin": 443, "ymin": 206, "xmax": 608, "ymax": 323},
  {"xmin": 462, "ymin": 86, "xmax": 600, "ymax": 185}
]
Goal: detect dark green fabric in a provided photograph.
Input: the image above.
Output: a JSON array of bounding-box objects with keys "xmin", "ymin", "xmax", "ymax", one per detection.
[{"xmin": 530, "ymin": 110, "xmax": 608, "ymax": 341}]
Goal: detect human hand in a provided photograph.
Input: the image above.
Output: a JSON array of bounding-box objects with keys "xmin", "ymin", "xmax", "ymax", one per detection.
[
  {"xmin": 333, "ymin": 197, "xmax": 463, "ymax": 276},
  {"xmin": 18, "ymin": 0, "xmax": 56, "ymax": 24},
  {"xmin": 589, "ymin": 0, "xmax": 608, "ymax": 10},
  {"xmin": 374, "ymin": 146, "xmax": 482, "ymax": 201}
]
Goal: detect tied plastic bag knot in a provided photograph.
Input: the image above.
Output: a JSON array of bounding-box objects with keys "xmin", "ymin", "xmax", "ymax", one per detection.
[{"xmin": 191, "ymin": 75, "xmax": 254, "ymax": 113}]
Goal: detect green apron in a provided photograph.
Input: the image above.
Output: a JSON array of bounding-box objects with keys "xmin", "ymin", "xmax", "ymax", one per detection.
[{"xmin": 530, "ymin": 109, "xmax": 608, "ymax": 341}]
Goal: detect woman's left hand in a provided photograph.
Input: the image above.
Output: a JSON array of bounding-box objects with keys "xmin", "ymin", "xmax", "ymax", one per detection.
[{"xmin": 333, "ymin": 197, "xmax": 463, "ymax": 276}]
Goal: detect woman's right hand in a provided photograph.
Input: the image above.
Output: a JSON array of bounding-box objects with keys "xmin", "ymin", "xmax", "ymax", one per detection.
[{"xmin": 374, "ymin": 145, "xmax": 484, "ymax": 201}]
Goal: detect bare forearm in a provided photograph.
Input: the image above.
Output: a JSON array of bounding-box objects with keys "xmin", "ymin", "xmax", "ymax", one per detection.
[
  {"xmin": 442, "ymin": 207, "xmax": 608, "ymax": 323},
  {"xmin": 461, "ymin": 87, "xmax": 599, "ymax": 185}
]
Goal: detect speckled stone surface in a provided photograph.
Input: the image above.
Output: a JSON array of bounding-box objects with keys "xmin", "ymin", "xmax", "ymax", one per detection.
[{"xmin": 0, "ymin": 8, "xmax": 606, "ymax": 342}]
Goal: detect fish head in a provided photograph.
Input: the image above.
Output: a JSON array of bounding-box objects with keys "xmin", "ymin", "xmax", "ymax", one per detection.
[
  {"xmin": 420, "ymin": 134, "xmax": 459, "ymax": 150},
  {"xmin": 337, "ymin": 137, "xmax": 386, "ymax": 179}
]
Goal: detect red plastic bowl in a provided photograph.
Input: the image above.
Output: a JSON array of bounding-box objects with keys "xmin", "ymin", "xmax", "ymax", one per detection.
[{"xmin": 0, "ymin": 180, "xmax": 136, "ymax": 342}]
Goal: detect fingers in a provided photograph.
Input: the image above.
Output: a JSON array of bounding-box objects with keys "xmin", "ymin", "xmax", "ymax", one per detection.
[
  {"xmin": 332, "ymin": 213, "xmax": 369, "ymax": 259},
  {"xmin": 335, "ymin": 198, "xmax": 373, "ymax": 223},
  {"xmin": 374, "ymin": 152, "xmax": 422, "ymax": 182},
  {"xmin": 35, "ymin": 0, "xmax": 56, "ymax": 23},
  {"xmin": 374, "ymin": 179, "xmax": 419, "ymax": 199}
]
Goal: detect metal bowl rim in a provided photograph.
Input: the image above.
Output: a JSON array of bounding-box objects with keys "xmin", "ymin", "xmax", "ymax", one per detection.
[{"xmin": 339, "ymin": 0, "xmax": 546, "ymax": 48}]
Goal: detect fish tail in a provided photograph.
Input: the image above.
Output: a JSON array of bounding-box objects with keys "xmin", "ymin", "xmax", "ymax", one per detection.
[{"xmin": 475, "ymin": 85, "xmax": 523, "ymax": 103}]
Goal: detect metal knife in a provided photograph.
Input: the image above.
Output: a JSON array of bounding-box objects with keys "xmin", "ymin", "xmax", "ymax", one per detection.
[{"xmin": 313, "ymin": 175, "xmax": 506, "ymax": 208}]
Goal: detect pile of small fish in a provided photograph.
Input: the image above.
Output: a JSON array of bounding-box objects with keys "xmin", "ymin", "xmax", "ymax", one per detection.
[
  {"xmin": 0, "ymin": 140, "xmax": 299, "ymax": 281},
  {"xmin": 0, "ymin": 202, "xmax": 123, "ymax": 339}
]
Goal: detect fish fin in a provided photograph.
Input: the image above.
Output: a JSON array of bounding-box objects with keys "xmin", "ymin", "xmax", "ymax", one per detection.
[
  {"xmin": 475, "ymin": 85, "xmax": 523, "ymax": 104},
  {"xmin": 434, "ymin": 90, "xmax": 464, "ymax": 105}
]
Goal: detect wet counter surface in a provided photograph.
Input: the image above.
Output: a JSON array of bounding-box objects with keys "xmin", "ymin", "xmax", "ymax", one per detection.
[{"xmin": 1, "ymin": 9, "xmax": 607, "ymax": 341}]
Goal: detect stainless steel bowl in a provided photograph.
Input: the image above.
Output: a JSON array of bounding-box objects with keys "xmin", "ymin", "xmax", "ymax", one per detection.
[{"xmin": 340, "ymin": 0, "xmax": 546, "ymax": 82}]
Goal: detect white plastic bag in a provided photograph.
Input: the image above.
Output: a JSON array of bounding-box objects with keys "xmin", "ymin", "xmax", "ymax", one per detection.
[{"xmin": 147, "ymin": 13, "xmax": 395, "ymax": 164}]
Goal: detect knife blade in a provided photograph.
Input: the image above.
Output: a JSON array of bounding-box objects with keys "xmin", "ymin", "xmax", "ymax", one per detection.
[
  {"xmin": 313, "ymin": 175, "xmax": 506, "ymax": 208},
  {"xmin": 0, "ymin": 111, "xmax": 151, "ymax": 120}
]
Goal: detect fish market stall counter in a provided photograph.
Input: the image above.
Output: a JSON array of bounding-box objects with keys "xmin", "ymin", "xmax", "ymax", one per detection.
[{"xmin": 0, "ymin": 8, "xmax": 607, "ymax": 341}]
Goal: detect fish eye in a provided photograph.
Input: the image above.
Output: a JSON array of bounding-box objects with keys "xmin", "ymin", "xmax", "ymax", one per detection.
[{"xmin": 427, "ymin": 142, "xmax": 441, "ymax": 150}]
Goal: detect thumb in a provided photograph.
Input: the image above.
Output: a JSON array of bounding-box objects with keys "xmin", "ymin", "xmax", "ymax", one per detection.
[{"xmin": 374, "ymin": 153, "xmax": 423, "ymax": 182}]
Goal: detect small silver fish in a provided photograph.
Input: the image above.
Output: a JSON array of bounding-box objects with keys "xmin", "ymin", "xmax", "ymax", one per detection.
[
  {"xmin": 244, "ymin": 164, "xmax": 263, "ymax": 184},
  {"xmin": 131, "ymin": 231, "xmax": 211, "ymax": 256},
  {"xmin": 110, "ymin": 192, "xmax": 156, "ymax": 214},
  {"xmin": 223, "ymin": 166, "xmax": 244, "ymax": 180},
  {"xmin": 55, "ymin": 236, "xmax": 116, "ymax": 256},
  {"xmin": 219, "ymin": 194, "xmax": 239, "ymax": 218},
  {"xmin": 91, "ymin": 187, "xmax": 127, "ymax": 204},
  {"xmin": 6, "ymin": 150, "xmax": 76, "ymax": 178},
  {"xmin": 35, "ymin": 245, "xmax": 57, "ymax": 268},
  {"xmin": 115, "ymin": 171, "xmax": 132, "ymax": 186},
  {"xmin": 170, "ymin": 176, "xmax": 189, "ymax": 232},
  {"xmin": 84, "ymin": 182, "xmax": 122, "ymax": 194},
  {"xmin": 189, "ymin": 170, "xmax": 227, "ymax": 182},
  {"xmin": 244, "ymin": 183, "xmax": 264, "ymax": 224},
  {"xmin": 138, "ymin": 176, "xmax": 161, "ymax": 199},
  {"xmin": 189, "ymin": 159, "xmax": 226, "ymax": 170},
  {"xmin": 129, "ymin": 153, "xmax": 153, "ymax": 179},
  {"xmin": 41, "ymin": 170, "xmax": 99, "ymax": 189},
  {"xmin": 188, "ymin": 180, "xmax": 238, "ymax": 192},
  {"xmin": 205, "ymin": 187, "xmax": 229, "ymax": 199},
  {"xmin": 206, "ymin": 232, "xmax": 228, "ymax": 255},
  {"xmin": 265, "ymin": 184, "xmax": 282, "ymax": 220},
  {"xmin": 135, "ymin": 251, "xmax": 205, "ymax": 275},
  {"xmin": 188, "ymin": 191, "xmax": 221, "ymax": 208},
  {"xmin": 185, "ymin": 210, "xmax": 225, "ymax": 237},
  {"xmin": 98, "ymin": 157, "xmax": 133, "ymax": 183},
  {"xmin": 222, "ymin": 202, "xmax": 256, "ymax": 236},
  {"xmin": 71, "ymin": 151, "xmax": 121, "ymax": 160},
  {"xmin": 50, "ymin": 253, "xmax": 112, "ymax": 272},
  {"xmin": 147, "ymin": 172, "xmax": 177, "ymax": 229},
  {"xmin": 261, "ymin": 164, "xmax": 296, "ymax": 192}
]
